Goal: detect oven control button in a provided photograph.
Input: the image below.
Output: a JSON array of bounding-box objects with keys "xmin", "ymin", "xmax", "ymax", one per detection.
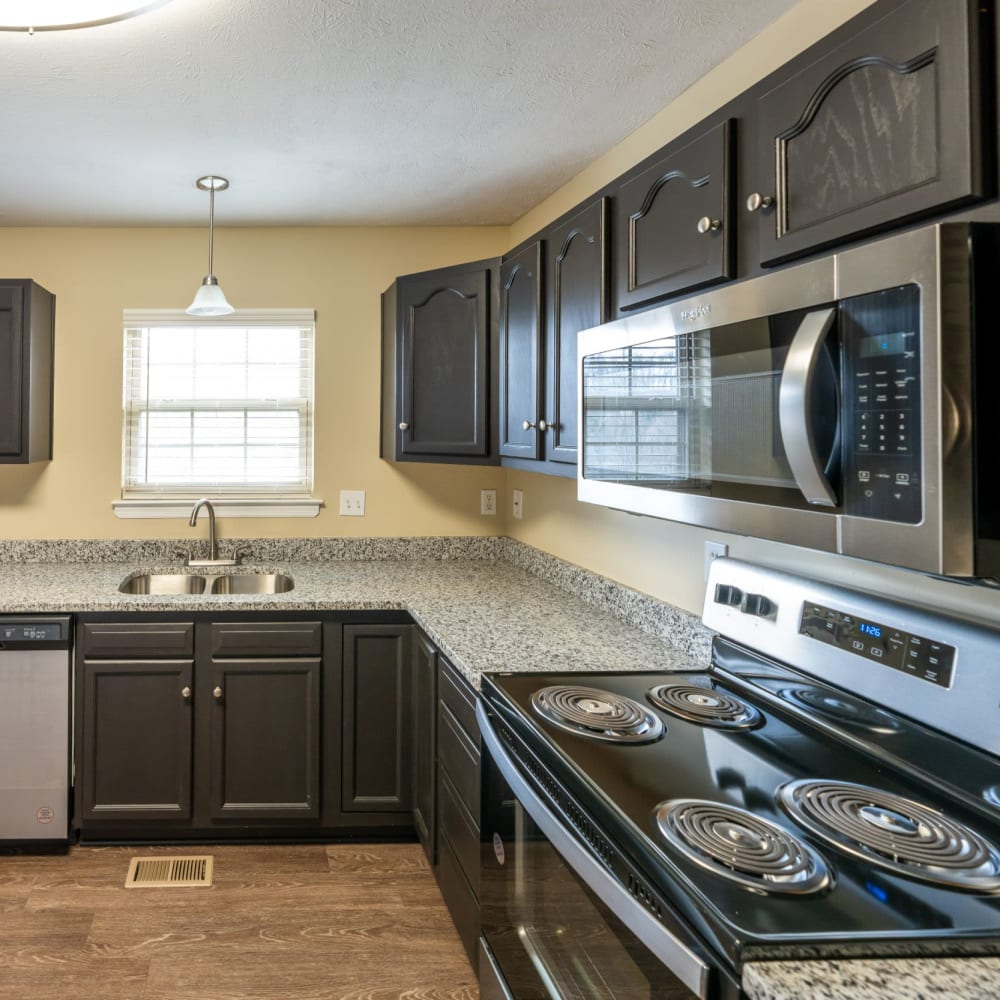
[
  {"xmin": 714, "ymin": 584, "xmax": 743, "ymax": 607},
  {"xmin": 742, "ymin": 593, "xmax": 776, "ymax": 618}
]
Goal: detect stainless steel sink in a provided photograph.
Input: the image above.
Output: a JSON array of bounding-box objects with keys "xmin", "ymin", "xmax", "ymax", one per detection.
[
  {"xmin": 120, "ymin": 572, "xmax": 294, "ymax": 595},
  {"xmin": 210, "ymin": 573, "xmax": 294, "ymax": 595},
  {"xmin": 120, "ymin": 573, "xmax": 207, "ymax": 595}
]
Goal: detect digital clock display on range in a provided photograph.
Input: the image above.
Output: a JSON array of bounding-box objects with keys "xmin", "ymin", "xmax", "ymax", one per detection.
[{"xmin": 858, "ymin": 623, "xmax": 882, "ymax": 638}]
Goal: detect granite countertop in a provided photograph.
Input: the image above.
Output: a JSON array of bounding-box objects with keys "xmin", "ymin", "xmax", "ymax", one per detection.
[{"xmin": 0, "ymin": 545, "xmax": 997, "ymax": 1000}]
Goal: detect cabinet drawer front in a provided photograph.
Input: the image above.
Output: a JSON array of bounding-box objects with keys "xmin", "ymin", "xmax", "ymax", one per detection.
[
  {"xmin": 437, "ymin": 833, "xmax": 480, "ymax": 966},
  {"xmin": 438, "ymin": 702, "xmax": 480, "ymax": 816},
  {"xmin": 439, "ymin": 658, "xmax": 477, "ymax": 737},
  {"xmin": 82, "ymin": 622, "xmax": 194, "ymax": 659},
  {"xmin": 210, "ymin": 621, "xmax": 322, "ymax": 658},
  {"xmin": 439, "ymin": 769, "xmax": 480, "ymax": 897}
]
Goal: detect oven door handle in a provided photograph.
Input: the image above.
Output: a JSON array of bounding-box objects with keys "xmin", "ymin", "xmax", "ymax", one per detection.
[
  {"xmin": 477, "ymin": 702, "xmax": 712, "ymax": 999},
  {"xmin": 778, "ymin": 306, "xmax": 838, "ymax": 507}
]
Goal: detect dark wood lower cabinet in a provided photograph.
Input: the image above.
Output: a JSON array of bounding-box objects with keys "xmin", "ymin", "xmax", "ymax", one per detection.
[
  {"xmin": 79, "ymin": 658, "xmax": 193, "ymax": 823},
  {"xmin": 74, "ymin": 613, "xmax": 414, "ymax": 839},
  {"xmin": 412, "ymin": 630, "xmax": 439, "ymax": 862}
]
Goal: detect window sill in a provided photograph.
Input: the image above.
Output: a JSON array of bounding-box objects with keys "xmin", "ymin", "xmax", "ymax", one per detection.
[{"xmin": 112, "ymin": 499, "xmax": 324, "ymax": 519}]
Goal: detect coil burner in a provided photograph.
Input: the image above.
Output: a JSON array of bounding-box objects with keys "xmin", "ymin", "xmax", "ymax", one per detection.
[
  {"xmin": 781, "ymin": 686, "xmax": 900, "ymax": 735},
  {"xmin": 647, "ymin": 683, "xmax": 761, "ymax": 730},
  {"xmin": 654, "ymin": 799, "xmax": 831, "ymax": 895},
  {"xmin": 778, "ymin": 780, "xmax": 1000, "ymax": 893},
  {"xmin": 531, "ymin": 685, "xmax": 664, "ymax": 744}
]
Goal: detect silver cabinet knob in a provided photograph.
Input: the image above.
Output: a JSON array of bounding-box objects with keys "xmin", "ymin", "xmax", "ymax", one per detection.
[
  {"xmin": 538, "ymin": 419, "xmax": 558, "ymax": 432},
  {"xmin": 213, "ymin": 686, "xmax": 223, "ymax": 700},
  {"xmin": 181, "ymin": 686, "xmax": 192, "ymax": 700},
  {"xmin": 697, "ymin": 216, "xmax": 721, "ymax": 234},
  {"xmin": 398, "ymin": 421, "xmax": 409, "ymax": 431},
  {"xmin": 522, "ymin": 420, "xmax": 536, "ymax": 431},
  {"xmin": 746, "ymin": 193, "xmax": 775, "ymax": 213}
]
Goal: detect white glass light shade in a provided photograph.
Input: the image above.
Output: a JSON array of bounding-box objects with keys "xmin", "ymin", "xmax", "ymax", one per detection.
[
  {"xmin": 0, "ymin": 1, "xmax": 171, "ymax": 30},
  {"xmin": 186, "ymin": 279, "xmax": 235, "ymax": 317}
]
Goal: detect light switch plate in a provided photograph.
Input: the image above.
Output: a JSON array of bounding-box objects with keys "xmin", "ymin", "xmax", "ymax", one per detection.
[
  {"xmin": 339, "ymin": 490, "xmax": 366, "ymax": 516},
  {"xmin": 512, "ymin": 489, "xmax": 523, "ymax": 520}
]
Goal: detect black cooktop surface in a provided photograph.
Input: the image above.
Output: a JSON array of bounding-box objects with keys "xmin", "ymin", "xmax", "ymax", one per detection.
[{"xmin": 481, "ymin": 667, "xmax": 1000, "ymax": 965}]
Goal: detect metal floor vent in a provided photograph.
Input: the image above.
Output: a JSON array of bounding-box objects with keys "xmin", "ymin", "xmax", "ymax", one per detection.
[{"xmin": 124, "ymin": 855, "xmax": 214, "ymax": 888}]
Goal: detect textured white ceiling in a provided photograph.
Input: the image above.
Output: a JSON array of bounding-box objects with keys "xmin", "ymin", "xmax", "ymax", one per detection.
[{"xmin": 0, "ymin": 0, "xmax": 797, "ymax": 226}]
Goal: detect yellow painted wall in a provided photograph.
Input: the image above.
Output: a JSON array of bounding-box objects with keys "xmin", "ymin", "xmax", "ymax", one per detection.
[{"xmin": 0, "ymin": 226, "xmax": 507, "ymax": 539}]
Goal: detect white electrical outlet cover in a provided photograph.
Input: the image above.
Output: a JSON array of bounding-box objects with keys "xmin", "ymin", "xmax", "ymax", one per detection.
[
  {"xmin": 339, "ymin": 490, "xmax": 366, "ymax": 516},
  {"xmin": 481, "ymin": 490, "xmax": 497, "ymax": 516},
  {"xmin": 512, "ymin": 489, "xmax": 523, "ymax": 520}
]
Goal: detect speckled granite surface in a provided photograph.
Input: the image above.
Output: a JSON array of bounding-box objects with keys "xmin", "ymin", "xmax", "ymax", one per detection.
[
  {"xmin": 0, "ymin": 537, "xmax": 994, "ymax": 999},
  {"xmin": 743, "ymin": 956, "xmax": 1000, "ymax": 999}
]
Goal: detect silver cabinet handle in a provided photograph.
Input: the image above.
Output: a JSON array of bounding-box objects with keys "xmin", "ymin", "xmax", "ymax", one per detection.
[
  {"xmin": 522, "ymin": 420, "xmax": 536, "ymax": 431},
  {"xmin": 181, "ymin": 686, "xmax": 192, "ymax": 700},
  {"xmin": 398, "ymin": 421, "xmax": 409, "ymax": 431},
  {"xmin": 697, "ymin": 216, "xmax": 721, "ymax": 233},
  {"xmin": 476, "ymin": 702, "xmax": 711, "ymax": 998},
  {"xmin": 538, "ymin": 419, "xmax": 557, "ymax": 432},
  {"xmin": 778, "ymin": 307, "xmax": 838, "ymax": 507},
  {"xmin": 746, "ymin": 192, "xmax": 775, "ymax": 212},
  {"xmin": 213, "ymin": 686, "xmax": 223, "ymax": 700}
]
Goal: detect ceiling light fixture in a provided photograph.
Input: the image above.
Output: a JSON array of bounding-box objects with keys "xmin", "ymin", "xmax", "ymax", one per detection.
[
  {"xmin": 186, "ymin": 176, "xmax": 235, "ymax": 318},
  {"xmin": 0, "ymin": 1, "xmax": 172, "ymax": 32}
]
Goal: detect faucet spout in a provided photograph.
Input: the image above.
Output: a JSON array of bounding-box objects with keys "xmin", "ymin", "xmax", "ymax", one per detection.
[{"xmin": 189, "ymin": 498, "xmax": 217, "ymax": 561}]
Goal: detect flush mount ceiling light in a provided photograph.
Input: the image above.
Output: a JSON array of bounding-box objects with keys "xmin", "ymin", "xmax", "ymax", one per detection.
[
  {"xmin": 186, "ymin": 176, "xmax": 235, "ymax": 317},
  {"xmin": 0, "ymin": 1, "xmax": 172, "ymax": 32}
]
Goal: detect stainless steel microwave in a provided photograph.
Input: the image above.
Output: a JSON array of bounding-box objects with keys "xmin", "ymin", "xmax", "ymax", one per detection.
[{"xmin": 578, "ymin": 223, "xmax": 1000, "ymax": 578}]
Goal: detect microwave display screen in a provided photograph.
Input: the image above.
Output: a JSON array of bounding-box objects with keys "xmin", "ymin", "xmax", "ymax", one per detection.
[{"xmin": 859, "ymin": 331, "xmax": 912, "ymax": 359}]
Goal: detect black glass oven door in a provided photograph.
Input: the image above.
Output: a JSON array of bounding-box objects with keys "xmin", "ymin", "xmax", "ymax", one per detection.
[{"xmin": 479, "ymin": 721, "xmax": 720, "ymax": 999}]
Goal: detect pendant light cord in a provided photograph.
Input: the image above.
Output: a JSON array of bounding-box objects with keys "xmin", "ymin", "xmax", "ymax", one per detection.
[{"xmin": 207, "ymin": 185, "xmax": 215, "ymax": 277}]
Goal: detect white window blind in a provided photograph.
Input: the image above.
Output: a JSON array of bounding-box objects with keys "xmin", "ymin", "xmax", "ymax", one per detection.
[{"xmin": 122, "ymin": 310, "xmax": 315, "ymax": 498}]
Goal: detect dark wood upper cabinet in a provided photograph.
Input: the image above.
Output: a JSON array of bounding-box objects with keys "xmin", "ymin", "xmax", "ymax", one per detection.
[
  {"xmin": 0, "ymin": 280, "xmax": 55, "ymax": 464},
  {"xmin": 381, "ymin": 258, "xmax": 499, "ymax": 464},
  {"xmin": 614, "ymin": 120, "xmax": 733, "ymax": 312},
  {"xmin": 752, "ymin": 0, "xmax": 990, "ymax": 265},
  {"xmin": 498, "ymin": 242, "xmax": 544, "ymax": 460},
  {"xmin": 544, "ymin": 198, "xmax": 608, "ymax": 467}
]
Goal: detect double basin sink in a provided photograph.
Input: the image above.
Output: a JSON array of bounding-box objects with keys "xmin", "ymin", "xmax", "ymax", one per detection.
[{"xmin": 120, "ymin": 572, "xmax": 294, "ymax": 595}]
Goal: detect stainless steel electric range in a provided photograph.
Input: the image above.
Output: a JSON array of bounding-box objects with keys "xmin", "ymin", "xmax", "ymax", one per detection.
[{"xmin": 476, "ymin": 559, "xmax": 1000, "ymax": 999}]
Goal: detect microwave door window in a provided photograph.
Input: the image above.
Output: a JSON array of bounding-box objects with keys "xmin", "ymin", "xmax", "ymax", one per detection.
[{"xmin": 582, "ymin": 334, "xmax": 712, "ymax": 488}]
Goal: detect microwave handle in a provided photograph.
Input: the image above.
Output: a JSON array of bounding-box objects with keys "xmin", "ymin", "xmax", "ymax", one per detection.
[
  {"xmin": 779, "ymin": 307, "xmax": 838, "ymax": 507},
  {"xmin": 476, "ymin": 701, "xmax": 712, "ymax": 999}
]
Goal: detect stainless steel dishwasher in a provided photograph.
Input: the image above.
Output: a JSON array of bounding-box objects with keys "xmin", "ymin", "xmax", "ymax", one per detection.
[{"xmin": 0, "ymin": 616, "xmax": 72, "ymax": 843}]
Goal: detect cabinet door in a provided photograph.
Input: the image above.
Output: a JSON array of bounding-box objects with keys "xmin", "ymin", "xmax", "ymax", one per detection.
[
  {"xmin": 411, "ymin": 630, "xmax": 438, "ymax": 862},
  {"xmin": 80, "ymin": 659, "xmax": 193, "ymax": 822},
  {"xmin": 498, "ymin": 243, "xmax": 544, "ymax": 460},
  {"xmin": 203, "ymin": 658, "xmax": 321, "ymax": 821},
  {"xmin": 753, "ymin": 0, "xmax": 988, "ymax": 265},
  {"xmin": 615, "ymin": 119, "xmax": 732, "ymax": 312},
  {"xmin": 544, "ymin": 198, "xmax": 608, "ymax": 466},
  {"xmin": 341, "ymin": 624, "xmax": 411, "ymax": 813},
  {"xmin": 0, "ymin": 285, "xmax": 23, "ymax": 456},
  {"xmin": 397, "ymin": 260, "xmax": 492, "ymax": 458}
]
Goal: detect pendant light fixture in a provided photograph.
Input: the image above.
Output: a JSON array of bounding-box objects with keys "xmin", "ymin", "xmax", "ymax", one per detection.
[
  {"xmin": 0, "ymin": 1, "xmax": 172, "ymax": 32},
  {"xmin": 186, "ymin": 175, "xmax": 235, "ymax": 317}
]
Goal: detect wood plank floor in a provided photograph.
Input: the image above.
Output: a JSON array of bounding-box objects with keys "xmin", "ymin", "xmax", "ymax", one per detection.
[{"xmin": 0, "ymin": 842, "xmax": 478, "ymax": 999}]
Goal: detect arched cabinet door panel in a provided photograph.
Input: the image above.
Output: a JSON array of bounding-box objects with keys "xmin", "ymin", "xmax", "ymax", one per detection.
[
  {"xmin": 614, "ymin": 119, "xmax": 733, "ymax": 312},
  {"xmin": 753, "ymin": 0, "xmax": 989, "ymax": 266}
]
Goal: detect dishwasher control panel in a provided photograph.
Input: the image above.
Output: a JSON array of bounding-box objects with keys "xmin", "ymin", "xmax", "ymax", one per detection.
[{"xmin": 0, "ymin": 616, "xmax": 71, "ymax": 646}]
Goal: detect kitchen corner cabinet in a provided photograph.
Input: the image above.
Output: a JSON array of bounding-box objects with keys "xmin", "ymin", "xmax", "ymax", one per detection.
[
  {"xmin": 500, "ymin": 199, "xmax": 608, "ymax": 477},
  {"xmin": 74, "ymin": 614, "xmax": 413, "ymax": 839},
  {"xmin": 411, "ymin": 629, "xmax": 439, "ymax": 863},
  {"xmin": 0, "ymin": 280, "xmax": 55, "ymax": 464},
  {"xmin": 381, "ymin": 257, "xmax": 499, "ymax": 465},
  {"xmin": 614, "ymin": 121, "xmax": 732, "ymax": 312},
  {"xmin": 751, "ymin": 0, "xmax": 989, "ymax": 265}
]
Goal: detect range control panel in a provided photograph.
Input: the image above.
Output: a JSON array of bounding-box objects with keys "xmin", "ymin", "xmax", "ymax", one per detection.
[{"xmin": 799, "ymin": 602, "xmax": 954, "ymax": 688}]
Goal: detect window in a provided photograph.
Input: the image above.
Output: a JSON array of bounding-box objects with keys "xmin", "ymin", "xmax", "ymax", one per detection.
[{"xmin": 121, "ymin": 310, "xmax": 315, "ymax": 504}]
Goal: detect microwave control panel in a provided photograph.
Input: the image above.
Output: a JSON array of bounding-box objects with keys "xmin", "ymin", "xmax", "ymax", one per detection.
[
  {"xmin": 799, "ymin": 602, "xmax": 954, "ymax": 688},
  {"xmin": 840, "ymin": 285, "xmax": 922, "ymax": 524}
]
